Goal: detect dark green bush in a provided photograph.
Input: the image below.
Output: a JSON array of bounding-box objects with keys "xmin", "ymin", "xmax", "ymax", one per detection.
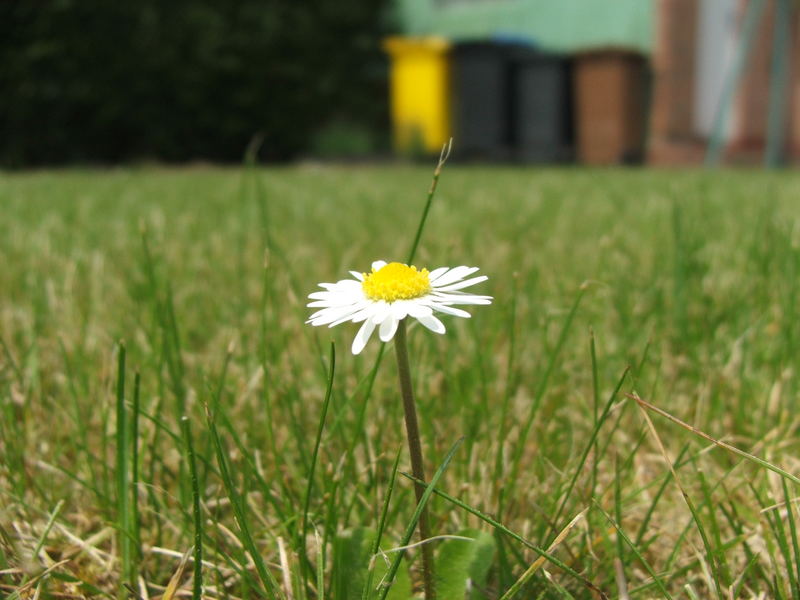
[{"xmin": 0, "ymin": 0, "xmax": 390, "ymax": 165}]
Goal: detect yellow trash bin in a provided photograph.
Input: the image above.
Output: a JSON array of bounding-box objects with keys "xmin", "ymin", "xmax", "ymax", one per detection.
[{"xmin": 383, "ymin": 36, "xmax": 452, "ymax": 155}]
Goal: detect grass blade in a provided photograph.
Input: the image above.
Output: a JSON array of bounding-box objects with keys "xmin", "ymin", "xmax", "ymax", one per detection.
[
  {"xmin": 206, "ymin": 404, "xmax": 285, "ymax": 599},
  {"xmin": 400, "ymin": 473, "xmax": 608, "ymax": 599},
  {"xmin": 499, "ymin": 510, "xmax": 585, "ymax": 600},
  {"xmin": 634, "ymin": 398, "xmax": 724, "ymax": 599},
  {"xmin": 377, "ymin": 437, "xmax": 462, "ymax": 600},
  {"xmin": 631, "ymin": 393, "xmax": 800, "ymax": 486},
  {"xmin": 548, "ymin": 366, "xmax": 629, "ymax": 539},
  {"xmin": 406, "ymin": 139, "xmax": 452, "ymax": 264},
  {"xmin": 114, "ymin": 342, "xmax": 133, "ymax": 597},
  {"xmin": 362, "ymin": 449, "xmax": 403, "ymax": 600},
  {"xmin": 180, "ymin": 416, "xmax": 203, "ymax": 600},
  {"xmin": 300, "ymin": 342, "xmax": 336, "ymax": 590},
  {"xmin": 509, "ymin": 286, "xmax": 586, "ymax": 488},
  {"xmin": 594, "ymin": 502, "xmax": 673, "ymax": 599}
]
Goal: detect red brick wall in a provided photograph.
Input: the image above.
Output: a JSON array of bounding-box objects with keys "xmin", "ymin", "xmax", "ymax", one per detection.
[
  {"xmin": 648, "ymin": 0, "xmax": 704, "ymax": 165},
  {"xmin": 649, "ymin": 0, "xmax": 800, "ymax": 165},
  {"xmin": 730, "ymin": 0, "xmax": 774, "ymax": 156}
]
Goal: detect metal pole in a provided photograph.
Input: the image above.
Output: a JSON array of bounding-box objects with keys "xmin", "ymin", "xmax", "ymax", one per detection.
[
  {"xmin": 765, "ymin": 0, "xmax": 792, "ymax": 167},
  {"xmin": 705, "ymin": 0, "xmax": 767, "ymax": 166}
]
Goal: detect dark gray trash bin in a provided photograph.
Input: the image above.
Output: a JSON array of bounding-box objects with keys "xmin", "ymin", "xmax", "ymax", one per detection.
[
  {"xmin": 510, "ymin": 50, "xmax": 573, "ymax": 162},
  {"xmin": 450, "ymin": 41, "xmax": 517, "ymax": 160}
]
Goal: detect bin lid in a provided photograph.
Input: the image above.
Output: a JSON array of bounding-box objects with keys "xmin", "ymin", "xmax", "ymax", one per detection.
[
  {"xmin": 451, "ymin": 39, "xmax": 567, "ymax": 64},
  {"xmin": 507, "ymin": 46, "xmax": 568, "ymax": 63},
  {"xmin": 382, "ymin": 36, "xmax": 451, "ymax": 55},
  {"xmin": 572, "ymin": 46, "xmax": 647, "ymax": 60},
  {"xmin": 452, "ymin": 39, "xmax": 528, "ymax": 57}
]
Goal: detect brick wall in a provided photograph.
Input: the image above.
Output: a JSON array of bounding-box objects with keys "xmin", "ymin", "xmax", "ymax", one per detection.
[
  {"xmin": 648, "ymin": 0, "xmax": 705, "ymax": 165},
  {"xmin": 649, "ymin": 0, "xmax": 800, "ymax": 165}
]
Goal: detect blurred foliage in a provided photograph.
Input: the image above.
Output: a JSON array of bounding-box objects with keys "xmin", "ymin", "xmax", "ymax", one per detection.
[{"xmin": 0, "ymin": 0, "xmax": 390, "ymax": 165}]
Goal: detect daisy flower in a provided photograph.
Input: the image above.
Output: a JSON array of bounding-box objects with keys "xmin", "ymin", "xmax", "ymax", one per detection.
[{"xmin": 307, "ymin": 260, "xmax": 492, "ymax": 354}]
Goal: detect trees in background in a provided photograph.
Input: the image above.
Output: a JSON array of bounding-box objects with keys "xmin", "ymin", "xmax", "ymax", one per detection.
[{"xmin": 0, "ymin": 0, "xmax": 389, "ymax": 165}]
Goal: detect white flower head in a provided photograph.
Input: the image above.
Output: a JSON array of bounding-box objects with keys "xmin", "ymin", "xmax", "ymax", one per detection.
[{"xmin": 307, "ymin": 260, "xmax": 492, "ymax": 354}]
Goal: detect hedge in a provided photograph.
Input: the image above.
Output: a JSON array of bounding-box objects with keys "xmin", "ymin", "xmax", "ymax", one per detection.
[{"xmin": 0, "ymin": 0, "xmax": 390, "ymax": 165}]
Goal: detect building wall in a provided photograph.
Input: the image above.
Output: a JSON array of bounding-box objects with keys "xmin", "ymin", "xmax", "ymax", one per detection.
[
  {"xmin": 790, "ymin": 16, "xmax": 800, "ymax": 156},
  {"xmin": 649, "ymin": 0, "xmax": 800, "ymax": 165},
  {"xmin": 395, "ymin": 0, "xmax": 654, "ymax": 52},
  {"xmin": 648, "ymin": 0, "xmax": 705, "ymax": 164}
]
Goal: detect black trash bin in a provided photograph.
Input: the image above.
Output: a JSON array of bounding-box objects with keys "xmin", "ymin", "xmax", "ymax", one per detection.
[
  {"xmin": 450, "ymin": 41, "xmax": 517, "ymax": 160},
  {"xmin": 510, "ymin": 49, "xmax": 573, "ymax": 162},
  {"xmin": 450, "ymin": 41, "xmax": 573, "ymax": 162}
]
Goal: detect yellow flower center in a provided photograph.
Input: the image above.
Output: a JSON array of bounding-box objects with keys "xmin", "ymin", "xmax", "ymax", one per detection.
[{"xmin": 362, "ymin": 262, "xmax": 431, "ymax": 302}]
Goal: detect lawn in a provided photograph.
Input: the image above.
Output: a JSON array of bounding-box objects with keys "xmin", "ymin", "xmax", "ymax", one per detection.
[{"xmin": 1, "ymin": 164, "xmax": 800, "ymax": 599}]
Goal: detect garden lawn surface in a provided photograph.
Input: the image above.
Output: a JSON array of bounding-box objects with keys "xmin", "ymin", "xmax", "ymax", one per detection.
[{"xmin": 1, "ymin": 165, "xmax": 800, "ymax": 599}]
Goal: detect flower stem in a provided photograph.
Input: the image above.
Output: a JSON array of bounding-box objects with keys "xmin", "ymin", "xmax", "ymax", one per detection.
[{"xmin": 394, "ymin": 319, "xmax": 436, "ymax": 600}]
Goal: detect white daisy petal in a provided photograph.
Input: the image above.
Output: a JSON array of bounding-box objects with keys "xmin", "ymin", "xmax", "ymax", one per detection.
[
  {"xmin": 433, "ymin": 275, "xmax": 488, "ymax": 292},
  {"xmin": 336, "ymin": 279, "xmax": 363, "ymax": 289},
  {"xmin": 379, "ymin": 316, "xmax": 399, "ymax": 342},
  {"xmin": 430, "ymin": 292, "xmax": 493, "ymax": 305},
  {"xmin": 327, "ymin": 301, "xmax": 372, "ymax": 325},
  {"xmin": 416, "ymin": 313, "xmax": 446, "ymax": 334},
  {"xmin": 392, "ymin": 300, "xmax": 411, "ymax": 320},
  {"xmin": 309, "ymin": 304, "xmax": 362, "ymax": 326},
  {"xmin": 329, "ymin": 303, "xmax": 376, "ymax": 326},
  {"xmin": 408, "ymin": 304, "xmax": 434, "ymax": 318},
  {"xmin": 307, "ymin": 295, "xmax": 362, "ymax": 307},
  {"xmin": 316, "ymin": 281, "xmax": 360, "ymax": 295},
  {"xmin": 350, "ymin": 271, "xmax": 365, "ymax": 281},
  {"xmin": 352, "ymin": 319, "xmax": 376, "ymax": 355},
  {"xmin": 309, "ymin": 291, "xmax": 337, "ymax": 300},
  {"xmin": 430, "ymin": 266, "xmax": 480, "ymax": 287},
  {"xmin": 429, "ymin": 303, "xmax": 472, "ymax": 318},
  {"xmin": 427, "ymin": 266, "xmax": 450, "ymax": 282},
  {"xmin": 371, "ymin": 301, "xmax": 391, "ymax": 324},
  {"xmin": 308, "ymin": 307, "xmax": 338, "ymax": 321},
  {"xmin": 309, "ymin": 289, "xmax": 362, "ymax": 301},
  {"xmin": 371, "ymin": 260, "xmax": 387, "ymax": 271},
  {"xmin": 307, "ymin": 302, "xmax": 352, "ymax": 310}
]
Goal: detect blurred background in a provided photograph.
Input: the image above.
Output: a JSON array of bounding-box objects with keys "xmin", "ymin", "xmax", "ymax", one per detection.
[{"xmin": 1, "ymin": 0, "xmax": 798, "ymax": 168}]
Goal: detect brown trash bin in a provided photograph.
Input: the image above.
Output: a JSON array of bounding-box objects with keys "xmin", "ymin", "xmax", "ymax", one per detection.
[{"xmin": 573, "ymin": 48, "xmax": 648, "ymax": 165}]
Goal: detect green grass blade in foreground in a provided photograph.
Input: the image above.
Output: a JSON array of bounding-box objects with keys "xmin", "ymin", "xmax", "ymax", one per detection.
[
  {"xmin": 548, "ymin": 366, "xmax": 629, "ymax": 541},
  {"xmin": 594, "ymin": 502, "xmax": 673, "ymax": 599},
  {"xmin": 406, "ymin": 139, "xmax": 451, "ymax": 265},
  {"xmin": 589, "ymin": 329, "xmax": 600, "ymax": 497},
  {"xmin": 316, "ymin": 530, "xmax": 325, "ymax": 600},
  {"xmin": 139, "ymin": 227, "xmax": 186, "ymax": 411},
  {"xmin": 636, "ymin": 401, "xmax": 724, "ymax": 599},
  {"xmin": 401, "ymin": 473, "xmax": 608, "ymax": 600},
  {"xmin": 130, "ymin": 372, "xmax": 141, "ymax": 567},
  {"xmin": 300, "ymin": 342, "xmax": 335, "ymax": 590},
  {"xmin": 493, "ymin": 272, "xmax": 519, "ymax": 495},
  {"xmin": 509, "ymin": 287, "xmax": 586, "ymax": 491},
  {"xmin": 31, "ymin": 500, "xmax": 64, "ymax": 561},
  {"xmin": 181, "ymin": 416, "xmax": 204, "ymax": 600},
  {"xmin": 206, "ymin": 404, "xmax": 285, "ymax": 599},
  {"xmin": 6, "ymin": 499, "xmax": 68, "ymax": 600},
  {"xmin": 782, "ymin": 478, "xmax": 800, "ymax": 599},
  {"xmin": 114, "ymin": 342, "xmax": 134, "ymax": 597},
  {"xmin": 634, "ymin": 444, "xmax": 690, "ymax": 546},
  {"xmin": 362, "ymin": 449, "xmax": 402, "ymax": 600},
  {"xmin": 631, "ymin": 394, "xmax": 800, "ymax": 486},
  {"xmin": 377, "ymin": 437, "xmax": 463, "ymax": 600},
  {"xmin": 499, "ymin": 510, "xmax": 583, "ymax": 600}
]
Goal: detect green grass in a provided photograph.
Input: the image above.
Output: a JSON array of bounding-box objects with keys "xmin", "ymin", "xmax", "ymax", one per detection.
[{"xmin": 1, "ymin": 164, "xmax": 800, "ymax": 599}]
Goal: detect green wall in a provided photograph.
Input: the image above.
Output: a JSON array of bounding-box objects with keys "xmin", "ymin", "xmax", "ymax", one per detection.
[{"xmin": 395, "ymin": 0, "xmax": 654, "ymax": 53}]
